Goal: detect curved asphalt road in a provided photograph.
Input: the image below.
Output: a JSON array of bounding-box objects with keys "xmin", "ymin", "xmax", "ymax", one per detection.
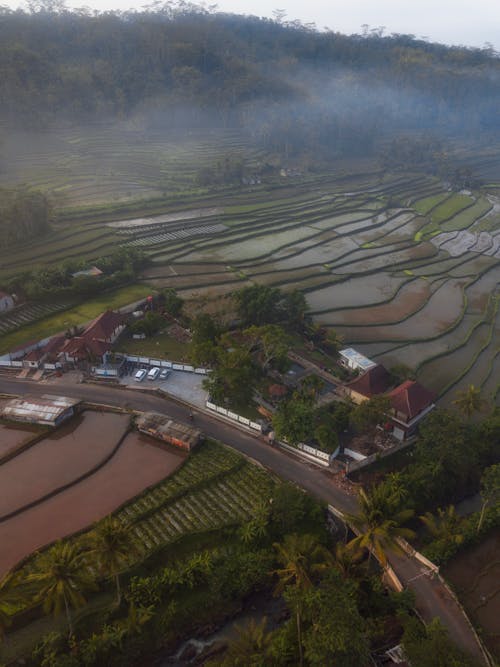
[{"xmin": 0, "ymin": 378, "xmax": 489, "ymax": 665}]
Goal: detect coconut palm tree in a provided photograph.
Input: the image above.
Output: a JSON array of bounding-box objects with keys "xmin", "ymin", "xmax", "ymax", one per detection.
[
  {"xmin": 331, "ymin": 541, "xmax": 366, "ymax": 580},
  {"xmin": 346, "ymin": 487, "xmax": 415, "ymax": 567},
  {"xmin": 273, "ymin": 533, "xmax": 333, "ymax": 666},
  {"xmin": 27, "ymin": 541, "xmax": 95, "ymax": 636},
  {"xmin": 453, "ymin": 384, "xmax": 485, "ymax": 418},
  {"xmin": 0, "ymin": 571, "xmax": 24, "ymax": 641},
  {"xmin": 222, "ymin": 617, "xmax": 273, "ymax": 666},
  {"xmin": 88, "ymin": 517, "xmax": 136, "ymax": 605},
  {"xmin": 420, "ymin": 505, "xmax": 464, "ymax": 546}
]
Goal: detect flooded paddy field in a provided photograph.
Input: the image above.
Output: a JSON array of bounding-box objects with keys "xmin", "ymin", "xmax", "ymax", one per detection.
[
  {"xmin": 443, "ymin": 530, "xmax": 500, "ymax": 661},
  {"xmin": 308, "ymin": 273, "xmax": 408, "ymax": 312},
  {"xmin": 0, "ymin": 430, "xmax": 186, "ymax": 575},
  {"xmin": 330, "ymin": 278, "xmax": 467, "ymax": 343},
  {"xmin": 317, "ymin": 278, "xmax": 431, "ymax": 326},
  {"xmin": 0, "ymin": 422, "xmax": 45, "ymax": 460},
  {"xmin": 418, "ymin": 322, "xmax": 491, "ymax": 393},
  {"xmin": 0, "ymin": 411, "xmax": 129, "ymax": 518}
]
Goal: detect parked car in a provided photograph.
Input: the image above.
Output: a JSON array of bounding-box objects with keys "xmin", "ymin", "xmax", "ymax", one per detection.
[
  {"xmin": 159, "ymin": 369, "xmax": 171, "ymax": 380},
  {"xmin": 148, "ymin": 367, "xmax": 160, "ymax": 380},
  {"xmin": 135, "ymin": 369, "xmax": 147, "ymax": 382}
]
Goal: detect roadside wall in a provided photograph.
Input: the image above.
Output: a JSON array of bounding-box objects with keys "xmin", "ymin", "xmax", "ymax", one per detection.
[{"xmin": 125, "ymin": 355, "xmax": 208, "ymax": 375}]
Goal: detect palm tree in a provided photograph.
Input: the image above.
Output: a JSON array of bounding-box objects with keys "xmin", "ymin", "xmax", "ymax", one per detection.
[
  {"xmin": 0, "ymin": 572, "xmax": 24, "ymax": 641},
  {"xmin": 453, "ymin": 384, "xmax": 485, "ymax": 418},
  {"xmin": 88, "ymin": 517, "xmax": 136, "ymax": 605},
  {"xmin": 346, "ymin": 487, "xmax": 415, "ymax": 567},
  {"xmin": 223, "ymin": 617, "xmax": 272, "ymax": 666},
  {"xmin": 273, "ymin": 533, "xmax": 332, "ymax": 666},
  {"xmin": 331, "ymin": 542, "xmax": 366, "ymax": 580},
  {"xmin": 420, "ymin": 505, "xmax": 464, "ymax": 546},
  {"xmin": 27, "ymin": 541, "xmax": 95, "ymax": 636}
]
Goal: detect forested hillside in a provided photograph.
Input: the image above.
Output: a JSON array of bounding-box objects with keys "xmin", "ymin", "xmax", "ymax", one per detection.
[{"xmin": 0, "ymin": 4, "xmax": 499, "ymax": 160}]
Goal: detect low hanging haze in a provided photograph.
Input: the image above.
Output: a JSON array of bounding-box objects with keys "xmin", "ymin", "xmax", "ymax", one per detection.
[{"xmin": 8, "ymin": 0, "xmax": 500, "ymax": 50}]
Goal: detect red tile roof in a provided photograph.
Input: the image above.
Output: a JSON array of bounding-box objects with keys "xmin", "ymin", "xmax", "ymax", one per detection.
[
  {"xmin": 389, "ymin": 380, "xmax": 436, "ymax": 420},
  {"xmin": 347, "ymin": 364, "xmax": 391, "ymax": 398},
  {"xmin": 83, "ymin": 310, "xmax": 124, "ymax": 341},
  {"xmin": 24, "ymin": 349, "xmax": 44, "ymax": 362}
]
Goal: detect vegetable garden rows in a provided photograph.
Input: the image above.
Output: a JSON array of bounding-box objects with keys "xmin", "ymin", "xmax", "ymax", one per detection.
[{"xmin": 16, "ymin": 440, "xmax": 273, "ymax": 581}]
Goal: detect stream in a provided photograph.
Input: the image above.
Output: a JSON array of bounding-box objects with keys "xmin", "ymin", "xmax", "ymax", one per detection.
[{"xmin": 156, "ymin": 594, "xmax": 287, "ymax": 666}]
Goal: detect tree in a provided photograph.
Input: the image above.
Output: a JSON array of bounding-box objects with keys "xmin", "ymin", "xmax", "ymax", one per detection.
[
  {"xmin": 88, "ymin": 517, "xmax": 136, "ymax": 604},
  {"xmin": 191, "ymin": 313, "xmax": 219, "ymax": 345},
  {"xmin": 235, "ymin": 285, "xmax": 282, "ymax": 327},
  {"xmin": 477, "ymin": 463, "xmax": 500, "ymax": 532},
  {"xmin": 314, "ymin": 424, "xmax": 338, "ymax": 453},
  {"xmin": 402, "ymin": 615, "xmax": 478, "ymax": 667},
  {"xmin": 420, "ymin": 505, "xmax": 464, "ymax": 547},
  {"xmin": 0, "ymin": 572, "xmax": 24, "ymax": 641},
  {"xmin": 160, "ymin": 288, "xmax": 183, "ymax": 317},
  {"xmin": 273, "ymin": 533, "xmax": 333, "ymax": 667},
  {"xmin": 453, "ymin": 384, "xmax": 485, "ymax": 418},
  {"xmin": 203, "ymin": 343, "xmax": 257, "ymax": 405},
  {"xmin": 215, "ymin": 617, "xmax": 273, "ymax": 666},
  {"xmin": 346, "ymin": 486, "xmax": 415, "ymax": 567},
  {"xmin": 272, "ymin": 394, "xmax": 315, "ymax": 445},
  {"xmin": 244, "ymin": 324, "xmax": 290, "ymax": 371},
  {"xmin": 27, "ymin": 541, "xmax": 95, "ymax": 636},
  {"xmin": 300, "ymin": 374, "xmax": 324, "ymax": 400},
  {"xmin": 282, "ymin": 290, "xmax": 309, "ymax": 330},
  {"xmin": 301, "ymin": 570, "xmax": 370, "ymax": 667},
  {"xmin": 351, "ymin": 394, "xmax": 391, "ymax": 434}
]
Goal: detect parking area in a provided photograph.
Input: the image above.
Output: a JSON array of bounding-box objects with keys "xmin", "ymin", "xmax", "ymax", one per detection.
[{"xmin": 119, "ymin": 362, "xmax": 208, "ymax": 408}]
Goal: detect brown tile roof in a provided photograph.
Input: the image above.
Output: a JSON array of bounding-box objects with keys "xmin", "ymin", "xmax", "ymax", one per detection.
[
  {"xmin": 389, "ymin": 380, "xmax": 436, "ymax": 420},
  {"xmin": 24, "ymin": 349, "xmax": 44, "ymax": 362},
  {"xmin": 268, "ymin": 384, "xmax": 288, "ymax": 398},
  {"xmin": 347, "ymin": 364, "xmax": 391, "ymax": 398},
  {"xmin": 83, "ymin": 310, "xmax": 124, "ymax": 342},
  {"xmin": 42, "ymin": 335, "xmax": 67, "ymax": 355}
]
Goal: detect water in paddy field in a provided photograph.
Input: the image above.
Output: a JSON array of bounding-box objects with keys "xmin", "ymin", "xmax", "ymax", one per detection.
[
  {"xmin": 443, "ymin": 530, "xmax": 500, "ymax": 662},
  {"xmin": 0, "ymin": 421, "xmax": 42, "ymax": 457},
  {"xmin": 0, "ymin": 411, "xmax": 130, "ymax": 517},
  {"xmin": 0, "ymin": 418, "xmax": 186, "ymax": 576}
]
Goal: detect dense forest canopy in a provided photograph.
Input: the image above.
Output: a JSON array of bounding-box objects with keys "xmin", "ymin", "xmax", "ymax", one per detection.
[{"xmin": 0, "ymin": 2, "xmax": 499, "ymax": 161}]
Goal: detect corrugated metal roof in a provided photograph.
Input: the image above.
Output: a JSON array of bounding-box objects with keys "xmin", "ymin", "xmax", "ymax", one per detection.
[
  {"xmin": 1, "ymin": 394, "xmax": 80, "ymax": 423},
  {"xmin": 339, "ymin": 347, "xmax": 376, "ymax": 370}
]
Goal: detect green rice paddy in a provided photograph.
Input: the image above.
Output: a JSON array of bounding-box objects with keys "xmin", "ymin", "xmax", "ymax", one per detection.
[{"xmin": 1, "ymin": 126, "xmax": 499, "ymax": 404}]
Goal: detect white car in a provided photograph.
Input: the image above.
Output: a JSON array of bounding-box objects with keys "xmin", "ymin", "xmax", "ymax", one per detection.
[
  {"xmin": 159, "ymin": 369, "xmax": 171, "ymax": 380},
  {"xmin": 134, "ymin": 369, "xmax": 147, "ymax": 382},
  {"xmin": 147, "ymin": 367, "xmax": 160, "ymax": 380}
]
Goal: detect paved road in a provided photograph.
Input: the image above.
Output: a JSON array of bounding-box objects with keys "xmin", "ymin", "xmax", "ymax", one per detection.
[{"xmin": 0, "ymin": 378, "xmax": 488, "ymax": 665}]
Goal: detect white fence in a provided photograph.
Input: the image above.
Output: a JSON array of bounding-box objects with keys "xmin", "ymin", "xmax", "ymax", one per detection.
[
  {"xmin": 206, "ymin": 400, "xmax": 262, "ymax": 432},
  {"xmin": 297, "ymin": 442, "xmax": 331, "ymax": 463},
  {"xmin": 125, "ymin": 355, "xmax": 208, "ymax": 375}
]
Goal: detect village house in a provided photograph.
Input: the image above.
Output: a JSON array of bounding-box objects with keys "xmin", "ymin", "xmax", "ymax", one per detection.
[
  {"xmin": 59, "ymin": 310, "xmax": 125, "ymax": 365},
  {"xmin": 0, "ymin": 291, "xmax": 15, "ymax": 313},
  {"xmin": 386, "ymin": 380, "xmax": 436, "ymax": 441},
  {"xmin": 344, "ymin": 364, "xmax": 392, "ymax": 404},
  {"xmin": 338, "ymin": 347, "xmax": 376, "ymax": 373}
]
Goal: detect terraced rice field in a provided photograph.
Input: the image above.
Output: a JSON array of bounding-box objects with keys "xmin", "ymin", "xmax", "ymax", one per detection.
[
  {"xmin": 1, "ymin": 127, "xmax": 499, "ymax": 404},
  {"xmin": 0, "ymin": 126, "xmax": 261, "ymax": 207},
  {"xmin": 9, "ymin": 438, "xmax": 273, "ymax": 580},
  {"xmin": 0, "ymin": 302, "xmax": 74, "ymax": 337},
  {"xmin": 132, "ymin": 164, "xmax": 499, "ymax": 405}
]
